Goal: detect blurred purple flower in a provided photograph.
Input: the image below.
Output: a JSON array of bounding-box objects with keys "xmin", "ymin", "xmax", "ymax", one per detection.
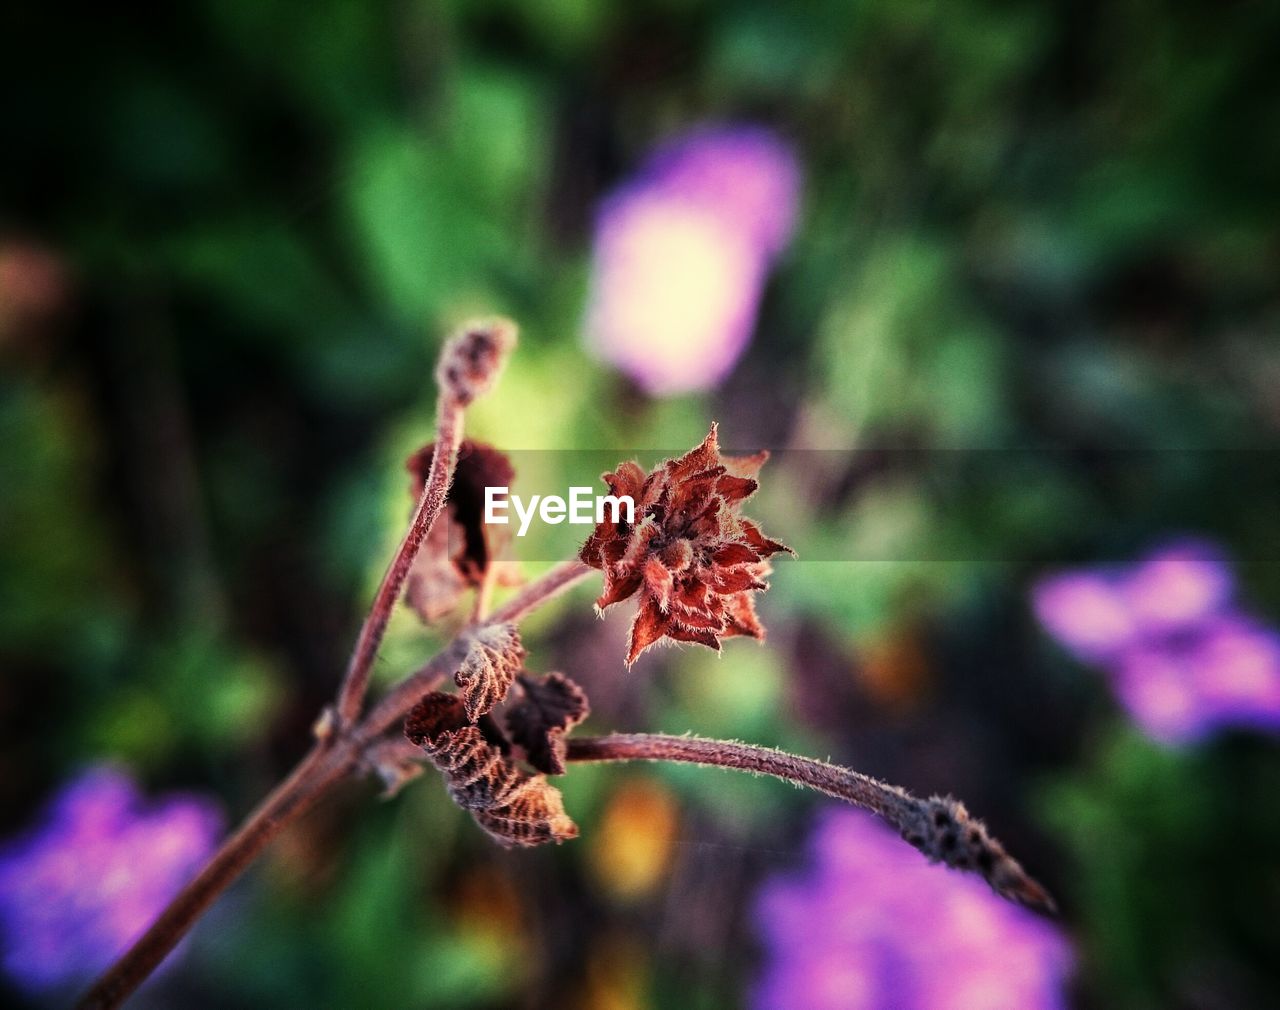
[
  {"xmin": 1032, "ymin": 540, "xmax": 1280, "ymax": 744},
  {"xmin": 0, "ymin": 765, "xmax": 222, "ymax": 994},
  {"xmin": 754, "ymin": 810, "xmax": 1072, "ymax": 1010},
  {"xmin": 585, "ymin": 125, "xmax": 801, "ymax": 396}
]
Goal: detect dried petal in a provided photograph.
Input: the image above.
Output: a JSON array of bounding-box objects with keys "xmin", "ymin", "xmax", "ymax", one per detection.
[
  {"xmin": 643, "ymin": 557, "xmax": 675, "ymax": 612},
  {"xmin": 405, "ymin": 693, "xmax": 578, "ymax": 846},
  {"xmin": 404, "ymin": 440, "xmax": 518, "ymax": 624},
  {"xmin": 739, "ymin": 519, "xmax": 791, "ymax": 559},
  {"xmin": 580, "ymin": 423, "xmax": 790, "ymax": 666},
  {"xmin": 715, "ymin": 473, "xmax": 758, "ymax": 502},
  {"xmin": 712, "ymin": 543, "xmax": 758, "ymax": 567},
  {"xmin": 505, "ymin": 673, "xmax": 591, "ymax": 774},
  {"xmin": 436, "ymin": 317, "xmax": 517, "ymax": 405},
  {"xmin": 365, "ymin": 738, "xmax": 427, "ymax": 799},
  {"xmin": 454, "ymin": 623, "xmax": 525, "ymax": 720},
  {"xmin": 722, "ymin": 591, "xmax": 765, "ymax": 640},
  {"xmin": 405, "ymin": 517, "xmax": 471, "ymax": 623},
  {"xmin": 723, "ymin": 449, "xmax": 770, "ymax": 478},
  {"xmin": 627, "ymin": 599, "xmax": 669, "ymax": 665}
]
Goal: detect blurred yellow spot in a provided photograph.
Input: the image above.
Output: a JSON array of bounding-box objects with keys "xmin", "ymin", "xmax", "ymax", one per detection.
[
  {"xmin": 589, "ymin": 777, "xmax": 679, "ymax": 901},
  {"xmin": 450, "ymin": 864, "xmax": 527, "ymax": 951},
  {"xmin": 574, "ymin": 935, "xmax": 650, "ymax": 1010},
  {"xmin": 858, "ymin": 623, "xmax": 930, "ymax": 709}
]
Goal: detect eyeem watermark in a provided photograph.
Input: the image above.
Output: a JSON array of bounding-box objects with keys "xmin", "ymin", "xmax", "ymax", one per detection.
[{"xmin": 485, "ymin": 486, "xmax": 634, "ymax": 537}]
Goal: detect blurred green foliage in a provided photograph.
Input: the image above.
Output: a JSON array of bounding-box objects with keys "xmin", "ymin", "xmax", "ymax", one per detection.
[{"xmin": 3, "ymin": 0, "xmax": 1280, "ymax": 1007}]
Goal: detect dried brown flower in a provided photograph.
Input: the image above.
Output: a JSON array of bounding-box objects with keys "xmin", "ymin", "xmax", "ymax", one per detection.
[
  {"xmin": 505, "ymin": 672, "xmax": 591, "ymax": 775},
  {"xmin": 454, "ymin": 623, "xmax": 525, "ymax": 721},
  {"xmin": 436, "ymin": 317, "xmax": 518, "ymax": 406},
  {"xmin": 405, "ymin": 693, "xmax": 578, "ymax": 847},
  {"xmin": 404, "ymin": 440, "xmax": 518, "ymax": 623},
  {"xmin": 580, "ymin": 423, "xmax": 791, "ymax": 665}
]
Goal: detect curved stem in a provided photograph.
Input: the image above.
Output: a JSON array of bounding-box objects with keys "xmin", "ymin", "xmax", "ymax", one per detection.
[
  {"xmin": 488, "ymin": 558, "xmax": 593, "ymax": 625},
  {"xmin": 566, "ymin": 733, "xmax": 914, "ymax": 818},
  {"xmin": 77, "ymin": 742, "xmax": 356, "ymax": 1010},
  {"xmin": 335, "ymin": 395, "xmax": 464, "ymax": 727},
  {"xmin": 565, "ymin": 733, "xmax": 1055, "ymax": 914}
]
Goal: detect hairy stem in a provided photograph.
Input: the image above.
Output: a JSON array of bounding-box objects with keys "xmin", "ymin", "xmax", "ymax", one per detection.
[
  {"xmin": 335, "ymin": 395, "xmax": 464, "ymax": 727},
  {"xmin": 488, "ymin": 557, "xmax": 593, "ymax": 625},
  {"xmin": 78, "ymin": 743, "xmax": 353, "ymax": 1009},
  {"xmin": 77, "ymin": 558, "xmax": 598, "ymax": 1009},
  {"xmin": 565, "ymin": 733, "xmax": 1055, "ymax": 914}
]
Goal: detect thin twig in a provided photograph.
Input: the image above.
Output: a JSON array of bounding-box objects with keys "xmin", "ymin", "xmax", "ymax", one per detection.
[
  {"xmin": 335, "ymin": 316, "xmax": 517, "ymax": 728},
  {"xmin": 488, "ymin": 558, "xmax": 593, "ymax": 625},
  {"xmin": 469, "ymin": 558, "xmax": 501, "ymax": 623},
  {"xmin": 335, "ymin": 394, "xmax": 464, "ymax": 727},
  {"xmin": 565, "ymin": 733, "xmax": 1056, "ymax": 914},
  {"xmin": 77, "ymin": 743, "xmax": 353, "ymax": 1009}
]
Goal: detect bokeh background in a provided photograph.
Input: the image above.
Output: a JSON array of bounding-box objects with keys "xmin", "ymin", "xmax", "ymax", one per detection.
[{"xmin": 3, "ymin": 1, "xmax": 1280, "ymax": 1007}]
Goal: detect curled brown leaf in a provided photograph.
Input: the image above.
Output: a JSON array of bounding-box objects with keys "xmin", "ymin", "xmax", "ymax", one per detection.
[
  {"xmin": 505, "ymin": 672, "xmax": 591, "ymax": 775},
  {"xmin": 405, "ymin": 693, "xmax": 578, "ymax": 847},
  {"xmin": 454, "ymin": 623, "xmax": 525, "ymax": 721}
]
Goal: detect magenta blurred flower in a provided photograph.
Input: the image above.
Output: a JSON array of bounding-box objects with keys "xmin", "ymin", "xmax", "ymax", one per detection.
[
  {"xmin": 754, "ymin": 810, "xmax": 1072, "ymax": 1010},
  {"xmin": 584, "ymin": 125, "xmax": 801, "ymax": 396},
  {"xmin": 1032, "ymin": 541, "xmax": 1280, "ymax": 744},
  {"xmin": 0, "ymin": 765, "xmax": 222, "ymax": 994}
]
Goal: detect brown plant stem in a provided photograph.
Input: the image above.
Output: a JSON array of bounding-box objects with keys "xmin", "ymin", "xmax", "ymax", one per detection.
[
  {"xmin": 469, "ymin": 558, "xmax": 501, "ymax": 624},
  {"xmin": 488, "ymin": 557, "xmax": 592, "ymax": 625},
  {"xmin": 78, "ymin": 742, "xmax": 346, "ymax": 1010},
  {"xmin": 335, "ymin": 395, "xmax": 464, "ymax": 727},
  {"xmin": 76, "ymin": 559, "xmax": 598, "ymax": 1010},
  {"xmin": 564, "ymin": 733, "xmax": 1056, "ymax": 914}
]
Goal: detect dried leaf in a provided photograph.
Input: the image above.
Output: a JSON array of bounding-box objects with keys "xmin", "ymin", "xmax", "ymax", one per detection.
[
  {"xmin": 404, "ymin": 440, "xmax": 519, "ymax": 624},
  {"xmin": 505, "ymin": 673, "xmax": 591, "ymax": 774},
  {"xmin": 405, "ymin": 693, "xmax": 578, "ymax": 847},
  {"xmin": 405, "ymin": 517, "xmax": 471, "ymax": 623},
  {"xmin": 454, "ymin": 623, "xmax": 525, "ymax": 720}
]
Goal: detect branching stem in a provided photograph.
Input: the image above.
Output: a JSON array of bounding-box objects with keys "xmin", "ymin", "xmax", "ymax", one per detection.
[{"xmin": 77, "ymin": 544, "xmax": 595, "ymax": 1010}]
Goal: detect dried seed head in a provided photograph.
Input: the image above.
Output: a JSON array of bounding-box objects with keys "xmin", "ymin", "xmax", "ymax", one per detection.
[
  {"xmin": 579, "ymin": 422, "xmax": 791, "ymax": 665},
  {"xmin": 505, "ymin": 672, "xmax": 591, "ymax": 775},
  {"xmin": 454, "ymin": 623, "xmax": 525, "ymax": 721},
  {"xmin": 436, "ymin": 317, "xmax": 518, "ymax": 405},
  {"xmin": 897, "ymin": 795, "xmax": 1057, "ymax": 914},
  {"xmin": 405, "ymin": 693, "xmax": 578, "ymax": 847}
]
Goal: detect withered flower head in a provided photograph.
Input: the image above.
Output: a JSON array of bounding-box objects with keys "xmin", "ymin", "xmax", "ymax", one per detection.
[
  {"xmin": 405, "ymin": 440, "xmax": 517, "ymax": 623},
  {"xmin": 504, "ymin": 672, "xmax": 591, "ymax": 775},
  {"xmin": 580, "ymin": 423, "xmax": 791, "ymax": 665},
  {"xmin": 405, "ymin": 693, "xmax": 578, "ymax": 847}
]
